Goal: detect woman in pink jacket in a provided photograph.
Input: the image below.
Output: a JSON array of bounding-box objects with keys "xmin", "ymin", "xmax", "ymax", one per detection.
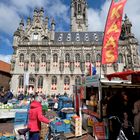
[{"xmin": 28, "ymin": 96, "xmax": 52, "ymax": 140}]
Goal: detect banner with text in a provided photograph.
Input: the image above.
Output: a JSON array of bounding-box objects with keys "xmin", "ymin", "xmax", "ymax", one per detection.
[{"xmin": 102, "ymin": 0, "xmax": 127, "ymax": 64}]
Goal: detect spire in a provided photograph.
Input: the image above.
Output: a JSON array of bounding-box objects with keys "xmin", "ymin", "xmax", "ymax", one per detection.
[
  {"xmin": 34, "ymin": 7, "xmax": 38, "ymax": 18},
  {"xmin": 51, "ymin": 18, "xmax": 55, "ymax": 31},
  {"xmin": 44, "ymin": 16, "xmax": 49, "ymax": 30},
  {"xmin": 124, "ymin": 14, "xmax": 132, "ymax": 36},
  {"xmin": 40, "ymin": 7, "xmax": 44, "ymax": 18},
  {"xmin": 19, "ymin": 18, "xmax": 24, "ymax": 30},
  {"xmin": 27, "ymin": 16, "xmax": 31, "ymax": 25}
]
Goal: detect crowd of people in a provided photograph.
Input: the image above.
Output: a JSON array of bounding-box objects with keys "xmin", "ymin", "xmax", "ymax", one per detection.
[
  {"xmin": 102, "ymin": 90, "xmax": 140, "ymax": 140},
  {"xmin": 0, "ymin": 85, "xmax": 140, "ymax": 140}
]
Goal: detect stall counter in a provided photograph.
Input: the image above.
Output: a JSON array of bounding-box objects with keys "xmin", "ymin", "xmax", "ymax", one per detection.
[{"xmin": 0, "ymin": 109, "xmax": 27, "ymax": 119}]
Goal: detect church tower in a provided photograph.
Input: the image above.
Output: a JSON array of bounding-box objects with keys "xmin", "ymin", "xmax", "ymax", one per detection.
[{"xmin": 71, "ymin": 0, "xmax": 88, "ymax": 32}]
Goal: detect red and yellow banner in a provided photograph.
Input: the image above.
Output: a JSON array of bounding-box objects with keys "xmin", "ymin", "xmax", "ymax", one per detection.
[{"xmin": 102, "ymin": 0, "xmax": 127, "ymax": 64}]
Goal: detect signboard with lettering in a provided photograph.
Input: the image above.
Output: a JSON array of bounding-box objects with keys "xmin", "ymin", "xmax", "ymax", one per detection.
[{"xmin": 85, "ymin": 75, "xmax": 99, "ymax": 87}]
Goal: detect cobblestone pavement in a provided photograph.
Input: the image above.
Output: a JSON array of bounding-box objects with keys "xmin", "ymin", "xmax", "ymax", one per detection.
[
  {"xmin": 0, "ymin": 120, "xmax": 95, "ymax": 140},
  {"xmin": 0, "ymin": 119, "xmax": 14, "ymax": 134},
  {"xmin": 68, "ymin": 134, "xmax": 95, "ymax": 140}
]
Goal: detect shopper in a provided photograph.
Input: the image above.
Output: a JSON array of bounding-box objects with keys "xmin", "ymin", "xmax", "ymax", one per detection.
[
  {"xmin": 133, "ymin": 99, "xmax": 140, "ymax": 140},
  {"xmin": 28, "ymin": 95, "xmax": 53, "ymax": 140}
]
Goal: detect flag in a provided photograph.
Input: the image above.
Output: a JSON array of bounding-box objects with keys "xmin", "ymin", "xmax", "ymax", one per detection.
[
  {"xmin": 24, "ymin": 72, "xmax": 29, "ymax": 86},
  {"xmin": 102, "ymin": 0, "xmax": 127, "ymax": 64},
  {"xmin": 89, "ymin": 63, "xmax": 97, "ymax": 76}
]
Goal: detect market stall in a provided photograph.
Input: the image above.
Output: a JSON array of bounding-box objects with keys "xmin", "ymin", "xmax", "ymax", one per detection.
[{"xmin": 0, "ymin": 99, "xmax": 29, "ymax": 119}]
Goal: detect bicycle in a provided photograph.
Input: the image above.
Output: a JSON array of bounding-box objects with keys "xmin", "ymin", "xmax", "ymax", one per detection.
[{"xmin": 109, "ymin": 116, "xmax": 135, "ymax": 140}]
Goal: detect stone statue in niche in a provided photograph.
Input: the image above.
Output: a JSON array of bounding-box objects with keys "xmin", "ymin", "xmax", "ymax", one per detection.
[
  {"xmin": 102, "ymin": 64, "xmax": 107, "ymax": 73},
  {"xmin": 113, "ymin": 63, "xmax": 118, "ymax": 72}
]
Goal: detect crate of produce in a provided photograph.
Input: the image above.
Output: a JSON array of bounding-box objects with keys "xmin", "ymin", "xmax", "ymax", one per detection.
[
  {"xmin": 50, "ymin": 119, "xmax": 65, "ymax": 133},
  {"xmin": 0, "ymin": 135, "xmax": 15, "ymax": 140},
  {"xmin": 63, "ymin": 119, "xmax": 71, "ymax": 133}
]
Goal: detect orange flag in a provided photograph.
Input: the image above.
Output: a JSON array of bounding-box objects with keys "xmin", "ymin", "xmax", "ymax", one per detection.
[{"xmin": 102, "ymin": 0, "xmax": 127, "ymax": 64}]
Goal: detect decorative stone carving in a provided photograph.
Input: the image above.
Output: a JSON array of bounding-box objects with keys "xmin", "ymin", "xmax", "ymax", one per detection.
[
  {"xmin": 113, "ymin": 63, "xmax": 118, "ymax": 72},
  {"xmin": 24, "ymin": 60, "xmax": 29, "ymax": 71},
  {"xmin": 11, "ymin": 60, "xmax": 15, "ymax": 71},
  {"xmin": 59, "ymin": 60, "xmax": 64, "ymax": 73},
  {"xmin": 102, "ymin": 64, "xmax": 107, "ymax": 73},
  {"xmin": 46, "ymin": 60, "xmax": 50, "ymax": 72}
]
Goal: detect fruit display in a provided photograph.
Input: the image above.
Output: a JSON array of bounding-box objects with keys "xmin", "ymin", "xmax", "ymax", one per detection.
[{"xmin": 0, "ymin": 99, "xmax": 30, "ymax": 110}]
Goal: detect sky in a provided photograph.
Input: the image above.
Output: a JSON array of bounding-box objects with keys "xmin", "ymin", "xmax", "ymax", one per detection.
[{"xmin": 0, "ymin": 0, "xmax": 140, "ymax": 63}]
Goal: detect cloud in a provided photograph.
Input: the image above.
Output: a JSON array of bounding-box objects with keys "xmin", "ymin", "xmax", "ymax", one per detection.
[
  {"xmin": 88, "ymin": 0, "xmax": 140, "ymax": 43},
  {"xmin": 10, "ymin": 0, "xmax": 45, "ymax": 15},
  {"xmin": 46, "ymin": 0, "xmax": 69, "ymax": 24},
  {"xmin": 0, "ymin": 54, "xmax": 11, "ymax": 63},
  {"xmin": 0, "ymin": 0, "xmax": 69, "ymax": 36},
  {"xmin": 0, "ymin": 3, "xmax": 20, "ymax": 35}
]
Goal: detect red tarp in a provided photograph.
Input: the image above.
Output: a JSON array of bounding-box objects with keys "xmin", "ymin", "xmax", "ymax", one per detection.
[{"xmin": 106, "ymin": 70, "xmax": 140, "ymax": 81}]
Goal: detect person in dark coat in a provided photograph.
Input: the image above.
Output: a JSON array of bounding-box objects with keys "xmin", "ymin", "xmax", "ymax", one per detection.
[{"xmin": 107, "ymin": 91, "xmax": 129, "ymax": 140}]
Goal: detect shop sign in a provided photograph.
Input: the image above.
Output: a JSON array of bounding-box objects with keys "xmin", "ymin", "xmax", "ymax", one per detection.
[
  {"xmin": 93, "ymin": 122, "xmax": 106, "ymax": 139},
  {"xmin": 85, "ymin": 75, "xmax": 99, "ymax": 87}
]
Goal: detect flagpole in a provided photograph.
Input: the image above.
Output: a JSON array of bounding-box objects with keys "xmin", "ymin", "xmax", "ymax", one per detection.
[{"xmin": 99, "ymin": 0, "xmax": 113, "ymax": 120}]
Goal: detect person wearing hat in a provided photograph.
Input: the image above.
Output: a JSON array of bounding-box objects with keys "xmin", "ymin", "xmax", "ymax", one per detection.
[{"xmin": 28, "ymin": 95, "xmax": 53, "ymax": 140}]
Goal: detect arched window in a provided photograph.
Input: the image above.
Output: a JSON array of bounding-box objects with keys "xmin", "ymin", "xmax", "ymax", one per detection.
[
  {"xmin": 52, "ymin": 76, "xmax": 57, "ymax": 85},
  {"xmin": 118, "ymin": 54, "xmax": 123, "ymax": 63},
  {"xmin": 78, "ymin": 4, "xmax": 81, "ymax": 13},
  {"xmin": 23, "ymin": 37, "xmax": 29, "ymax": 45},
  {"xmin": 64, "ymin": 76, "xmax": 70, "ymax": 85},
  {"xmin": 19, "ymin": 53, "xmax": 24, "ymax": 63},
  {"xmin": 38, "ymin": 76, "xmax": 43, "ymax": 88},
  {"xmin": 75, "ymin": 76, "xmax": 81, "ymax": 85},
  {"xmin": 41, "ymin": 54, "xmax": 46, "ymax": 62},
  {"xmin": 96, "ymin": 54, "xmax": 101, "ymax": 62},
  {"xmin": 53, "ymin": 53, "xmax": 58, "ymax": 63},
  {"xmin": 42, "ymin": 37, "xmax": 48, "ymax": 42},
  {"xmin": 42, "ymin": 37, "xmax": 48, "ymax": 45},
  {"xmin": 31, "ymin": 53, "xmax": 36, "ymax": 63},
  {"xmin": 86, "ymin": 53, "xmax": 91, "ymax": 62},
  {"xmin": 19, "ymin": 76, "xmax": 24, "ymax": 88},
  {"xmin": 65, "ymin": 53, "xmax": 70, "ymax": 63},
  {"xmin": 75, "ymin": 53, "xmax": 80, "ymax": 62},
  {"xmin": 29, "ymin": 76, "xmax": 35, "ymax": 85}
]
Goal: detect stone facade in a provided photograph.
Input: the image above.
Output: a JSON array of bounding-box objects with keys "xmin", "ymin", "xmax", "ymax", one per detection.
[{"xmin": 10, "ymin": 0, "xmax": 140, "ymax": 96}]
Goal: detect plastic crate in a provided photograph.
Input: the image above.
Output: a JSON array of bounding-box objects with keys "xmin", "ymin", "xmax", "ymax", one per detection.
[
  {"xmin": 15, "ymin": 112, "xmax": 28, "ymax": 118},
  {"xmin": 50, "ymin": 121, "xmax": 65, "ymax": 133},
  {"xmin": 0, "ymin": 136, "xmax": 15, "ymax": 140},
  {"xmin": 65, "ymin": 113, "xmax": 75, "ymax": 119},
  {"xmin": 14, "ymin": 111, "xmax": 28, "ymax": 125}
]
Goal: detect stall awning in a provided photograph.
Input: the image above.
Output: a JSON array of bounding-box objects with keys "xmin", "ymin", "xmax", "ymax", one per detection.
[{"xmin": 106, "ymin": 70, "xmax": 140, "ymax": 81}]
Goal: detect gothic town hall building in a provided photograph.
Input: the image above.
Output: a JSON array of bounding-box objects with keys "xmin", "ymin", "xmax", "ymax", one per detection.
[{"xmin": 10, "ymin": 0, "xmax": 140, "ymax": 96}]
